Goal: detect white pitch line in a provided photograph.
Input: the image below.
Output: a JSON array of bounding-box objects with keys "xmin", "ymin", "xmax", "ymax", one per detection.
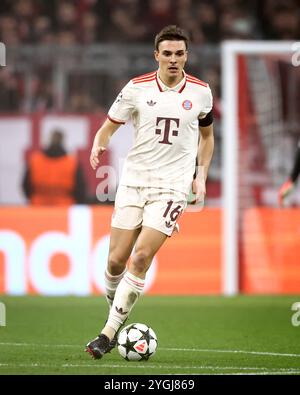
[
  {"xmin": 1, "ymin": 342, "xmax": 300, "ymax": 358},
  {"xmin": 208, "ymin": 371, "xmax": 300, "ymax": 376},
  {"xmin": 0, "ymin": 342, "xmax": 77, "ymax": 348},
  {"xmin": 0, "ymin": 362, "xmax": 299, "ymax": 374},
  {"xmin": 162, "ymin": 347, "xmax": 300, "ymax": 358}
]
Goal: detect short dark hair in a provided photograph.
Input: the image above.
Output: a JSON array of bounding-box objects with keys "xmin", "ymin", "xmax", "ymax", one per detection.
[
  {"xmin": 49, "ymin": 130, "xmax": 64, "ymax": 146},
  {"xmin": 154, "ymin": 25, "xmax": 189, "ymax": 51}
]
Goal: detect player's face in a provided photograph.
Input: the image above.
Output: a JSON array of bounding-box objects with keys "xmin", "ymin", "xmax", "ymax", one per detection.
[{"xmin": 154, "ymin": 40, "xmax": 188, "ymax": 81}]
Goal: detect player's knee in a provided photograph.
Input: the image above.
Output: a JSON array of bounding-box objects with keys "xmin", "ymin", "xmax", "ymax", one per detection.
[
  {"xmin": 107, "ymin": 253, "xmax": 127, "ymax": 275},
  {"xmin": 131, "ymin": 251, "xmax": 150, "ymax": 275}
]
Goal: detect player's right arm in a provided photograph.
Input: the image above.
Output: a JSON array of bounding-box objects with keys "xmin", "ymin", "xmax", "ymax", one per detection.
[
  {"xmin": 91, "ymin": 80, "xmax": 135, "ymax": 170},
  {"xmin": 90, "ymin": 118, "xmax": 120, "ymax": 170}
]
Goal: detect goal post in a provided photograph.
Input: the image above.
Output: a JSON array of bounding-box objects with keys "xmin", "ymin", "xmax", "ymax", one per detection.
[{"xmin": 221, "ymin": 41, "xmax": 294, "ymax": 295}]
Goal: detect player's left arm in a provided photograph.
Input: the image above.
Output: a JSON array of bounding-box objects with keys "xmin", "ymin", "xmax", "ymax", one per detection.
[{"xmin": 192, "ymin": 116, "xmax": 214, "ymax": 203}]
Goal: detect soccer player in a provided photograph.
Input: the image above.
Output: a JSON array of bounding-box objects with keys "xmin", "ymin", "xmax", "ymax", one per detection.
[
  {"xmin": 278, "ymin": 140, "xmax": 300, "ymax": 206},
  {"xmin": 86, "ymin": 25, "xmax": 214, "ymax": 359}
]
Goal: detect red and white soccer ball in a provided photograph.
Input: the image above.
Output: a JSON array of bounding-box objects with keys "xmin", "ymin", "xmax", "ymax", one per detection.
[{"xmin": 117, "ymin": 323, "xmax": 158, "ymax": 361}]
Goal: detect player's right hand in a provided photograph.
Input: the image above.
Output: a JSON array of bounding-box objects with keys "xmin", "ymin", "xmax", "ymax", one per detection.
[
  {"xmin": 278, "ymin": 178, "xmax": 294, "ymax": 207},
  {"xmin": 90, "ymin": 146, "xmax": 106, "ymax": 170}
]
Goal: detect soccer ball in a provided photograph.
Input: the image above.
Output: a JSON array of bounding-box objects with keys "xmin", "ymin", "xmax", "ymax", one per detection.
[{"xmin": 117, "ymin": 323, "xmax": 157, "ymax": 361}]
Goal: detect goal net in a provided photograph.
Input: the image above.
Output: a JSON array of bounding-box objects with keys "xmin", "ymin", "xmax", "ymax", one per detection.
[{"xmin": 221, "ymin": 41, "xmax": 300, "ymax": 294}]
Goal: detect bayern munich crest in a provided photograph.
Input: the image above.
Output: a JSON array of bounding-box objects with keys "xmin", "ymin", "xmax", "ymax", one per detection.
[{"xmin": 182, "ymin": 100, "xmax": 192, "ymax": 110}]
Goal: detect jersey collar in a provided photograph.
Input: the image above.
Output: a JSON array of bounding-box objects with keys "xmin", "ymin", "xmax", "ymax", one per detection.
[{"xmin": 155, "ymin": 70, "xmax": 187, "ymax": 93}]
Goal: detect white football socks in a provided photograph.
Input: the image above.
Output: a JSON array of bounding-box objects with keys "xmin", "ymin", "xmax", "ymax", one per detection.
[
  {"xmin": 102, "ymin": 271, "xmax": 145, "ymax": 340},
  {"xmin": 104, "ymin": 268, "xmax": 127, "ymax": 309}
]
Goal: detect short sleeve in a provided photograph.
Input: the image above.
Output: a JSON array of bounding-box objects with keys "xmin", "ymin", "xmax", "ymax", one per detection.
[
  {"xmin": 199, "ymin": 86, "xmax": 213, "ymax": 119},
  {"xmin": 108, "ymin": 80, "xmax": 136, "ymax": 124}
]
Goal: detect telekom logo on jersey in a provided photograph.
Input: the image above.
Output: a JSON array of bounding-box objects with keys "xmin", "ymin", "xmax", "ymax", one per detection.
[{"xmin": 155, "ymin": 117, "xmax": 180, "ymax": 145}]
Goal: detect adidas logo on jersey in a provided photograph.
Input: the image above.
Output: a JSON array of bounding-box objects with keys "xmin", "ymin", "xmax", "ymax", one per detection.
[
  {"xmin": 147, "ymin": 100, "xmax": 156, "ymax": 106},
  {"xmin": 115, "ymin": 92, "xmax": 123, "ymax": 103}
]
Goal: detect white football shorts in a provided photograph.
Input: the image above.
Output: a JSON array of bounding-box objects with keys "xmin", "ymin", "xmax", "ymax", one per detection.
[{"xmin": 111, "ymin": 185, "xmax": 188, "ymax": 236}]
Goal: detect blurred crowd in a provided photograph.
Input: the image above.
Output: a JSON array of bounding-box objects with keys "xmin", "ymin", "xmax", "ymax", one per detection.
[
  {"xmin": 0, "ymin": 0, "xmax": 300, "ymax": 113},
  {"xmin": 1, "ymin": 0, "xmax": 300, "ymax": 46}
]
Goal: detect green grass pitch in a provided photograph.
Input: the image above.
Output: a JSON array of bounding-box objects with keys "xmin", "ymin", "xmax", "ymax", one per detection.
[{"xmin": 0, "ymin": 295, "xmax": 300, "ymax": 375}]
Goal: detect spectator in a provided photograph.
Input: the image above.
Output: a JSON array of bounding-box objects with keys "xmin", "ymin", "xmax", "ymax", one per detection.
[
  {"xmin": 143, "ymin": 0, "xmax": 176, "ymax": 39},
  {"xmin": 259, "ymin": 0, "xmax": 300, "ymax": 40},
  {"xmin": 0, "ymin": 68, "xmax": 20, "ymax": 111},
  {"xmin": 106, "ymin": 0, "xmax": 147, "ymax": 42},
  {"xmin": 177, "ymin": 0, "xmax": 205, "ymax": 44},
  {"xmin": 56, "ymin": 1, "xmax": 78, "ymax": 31},
  {"xmin": 219, "ymin": 7, "xmax": 256, "ymax": 40},
  {"xmin": 33, "ymin": 15, "xmax": 54, "ymax": 43},
  {"xmin": 80, "ymin": 11, "xmax": 100, "ymax": 44},
  {"xmin": 31, "ymin": 78, "xmax": 56, "ymax": 111},
  {"xmin": 13, "ymin": 0, "xmax": 36, "ymax": 43},
  {"xmin": 0, "ymin": 14, "xmax": 20, "ymax": 45},
  {"xmin": 22, "ymin": 130, "xmax": 87, "ymax": 205},
  {"xmin": 195, "ymin": 2, "xmax": 219, "ymax": 43},
  {"xmin": 269, "ymin": 6, "xmax": 300, "ymax": 40}
]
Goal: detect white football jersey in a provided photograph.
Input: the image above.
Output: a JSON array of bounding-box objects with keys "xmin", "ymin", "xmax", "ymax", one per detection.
[{"xmin": 108, "ymin": 70, "xmax": 213, "ymax": 195}]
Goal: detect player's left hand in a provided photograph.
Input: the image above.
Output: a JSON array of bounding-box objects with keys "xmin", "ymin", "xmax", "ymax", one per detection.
[{"xmin": 192, "ymin": 175, "xmax": 206, "ymax": 205}]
